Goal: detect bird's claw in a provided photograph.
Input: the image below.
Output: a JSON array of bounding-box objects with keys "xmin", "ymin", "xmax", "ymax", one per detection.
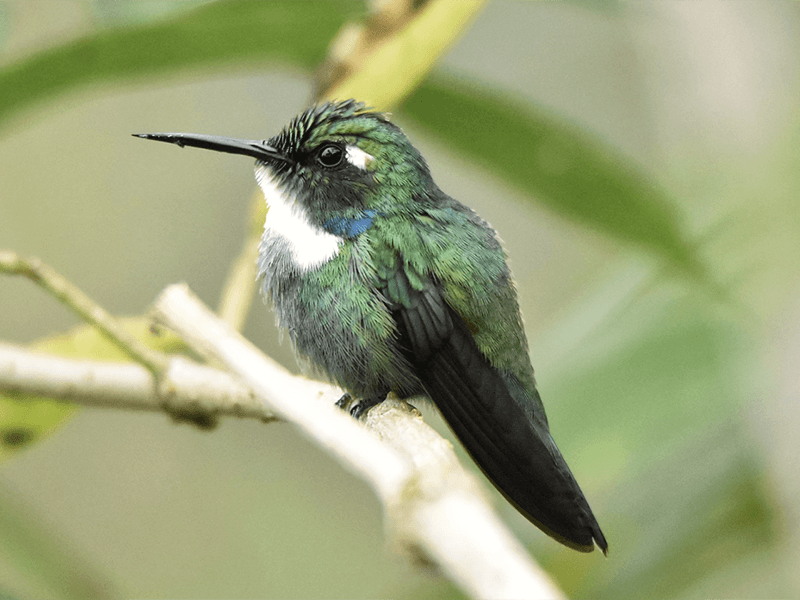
[
  {"xmin": 334, "ymin": 393, "xmax": 382, "ymax": 419},
  {"xmin": 335, "ymin": 393, "xmax": 353, "ymax": 411}
]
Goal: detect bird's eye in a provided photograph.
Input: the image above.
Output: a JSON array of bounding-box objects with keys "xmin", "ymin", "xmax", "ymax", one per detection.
[{"xmin": 316, "ymin": 144, "xmax": 344, "ymax": 168}]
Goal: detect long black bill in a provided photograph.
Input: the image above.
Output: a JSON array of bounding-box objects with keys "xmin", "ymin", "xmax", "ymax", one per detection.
[{"xmin": 133, "ymin": 133, "xmax": 291, "ymax": 164}]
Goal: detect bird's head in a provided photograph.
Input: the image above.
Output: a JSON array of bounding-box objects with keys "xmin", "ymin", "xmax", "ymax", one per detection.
[{"xmin": 135, "ymin": 100, "xmax": 433, "ymax": 228}]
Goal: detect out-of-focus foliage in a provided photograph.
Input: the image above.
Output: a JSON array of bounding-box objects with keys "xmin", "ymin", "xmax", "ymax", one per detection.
[
  {"xmin": 0, "ymin": 0, "xmax": 700, "ymax": 462},
  {"xmin": 0, "ymin": 0, "xmax": 355, "ymax": 470},
  {"xmin": 0, "ymin": 482, "xmax": 120, "ymax": 599},
  {"xmin": 404, "ymin": 77, "xmax": 701, "ymax": 277},
  {"xmin": 325, "ymin": 1, "xmax": 485, "ymax": 110},
  {"xmin": 0, "ymin": 1, "xmax": 359, "ymax": 128},
  {"xmin": 0, "ymin": 320, "xmax": 186, "ymax": 464},
  {"xmin": 1, "ymin": 1, "xmax": 796, "ymax": 599},
  {"xmin": 538, "ymin": 287, "xmax": 775, "ymax": 598}
]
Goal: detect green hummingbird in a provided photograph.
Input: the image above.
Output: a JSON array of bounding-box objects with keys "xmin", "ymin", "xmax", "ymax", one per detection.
[{"xmin": 135, "ymin": 100, "xmax": 608, "ymax": 554}]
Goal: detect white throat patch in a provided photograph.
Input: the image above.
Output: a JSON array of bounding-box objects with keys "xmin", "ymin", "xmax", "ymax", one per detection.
[{"xmin": 255, "ymin": 165, "xmax": 343, "ymax": 271}]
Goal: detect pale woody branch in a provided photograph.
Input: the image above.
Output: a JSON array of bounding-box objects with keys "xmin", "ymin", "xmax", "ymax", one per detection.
[
  {"xmin": 0, "ymin": 342, "xmax": 273, "ymax": 423},
  {"xmin": 153, "ymin": 283, "xmax": 566, "ymax": 600},
  {"xmin": 0, "ymin": 248, "xmax": 565, "ymax": 598}
]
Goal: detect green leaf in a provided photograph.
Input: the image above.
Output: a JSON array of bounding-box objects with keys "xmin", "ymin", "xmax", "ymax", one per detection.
[
  {"xmin": 0, "ymin": 0, "xmax": 360, "ymax": 129},
  {"xmin": 401, "ymin": 76, "xmax": 703, "ymax": 278},
  {"xmin": 0, "ymin": 318, "xmax": 186, "ymax": 464}
]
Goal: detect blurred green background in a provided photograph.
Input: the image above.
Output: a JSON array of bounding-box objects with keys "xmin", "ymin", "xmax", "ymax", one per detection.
[{"xmin": 1, "ymin": 1, "xmax": 799, "ymax": 598}]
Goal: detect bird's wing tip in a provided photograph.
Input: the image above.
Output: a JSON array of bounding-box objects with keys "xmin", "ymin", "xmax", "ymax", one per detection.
[{"xmin": 594, "ymin": 529, "xmax": 609, "ymax": 557}]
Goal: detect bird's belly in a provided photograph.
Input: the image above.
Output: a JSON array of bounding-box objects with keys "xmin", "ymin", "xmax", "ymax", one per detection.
[{"xmin": 259, "ymin": 239, "xmax": 420, "ymax": 397}]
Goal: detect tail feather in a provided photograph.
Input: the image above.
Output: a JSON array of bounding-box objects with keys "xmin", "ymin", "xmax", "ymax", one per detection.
[{"xmin": 422, "ymin": 312, "xmax": 608, "ymax": 554}]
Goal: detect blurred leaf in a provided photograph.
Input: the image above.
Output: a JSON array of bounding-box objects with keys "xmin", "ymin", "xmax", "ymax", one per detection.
[
  {"xmin": 576, "ymin": 420, "xmax": 774, "ymax": 600},
  {"xmin": 549, "ymin": 291, "xmax": 747, "ymax": 456},
  {"xmin": 0, "ymin": 318, "xmax": 186, "ymax": 464},
  {"xmin": 89, "ymin": 0, "xmax": 205, "ymax": 27},
  {"xmin": 524, "ymin": 269, "xmax": 772, "ymax": 597},
  {"xmin": 327, "ymin": 0, "xmax": 485, "ymax": 109},
  {"xmin": 401, "ymin": 76, "xmax": 704, "ymax": 278},
  {"xmin": 0, "ymin": 0, "xmax": 360, "ymax": 130}
]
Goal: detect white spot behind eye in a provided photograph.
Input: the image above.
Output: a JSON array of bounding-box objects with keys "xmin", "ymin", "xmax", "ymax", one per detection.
[
  {"xmin": 345, "ymin": 145, "xmax": 373, "ymax": 170},
  {"xmin": 256, "ymin": 165, "xmax": 342, "ymax": 271}
]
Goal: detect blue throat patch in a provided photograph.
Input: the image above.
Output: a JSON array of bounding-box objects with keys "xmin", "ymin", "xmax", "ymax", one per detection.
[{"xmin": 323, "ymin": 209, "xmax": 379, "ymax": 238}]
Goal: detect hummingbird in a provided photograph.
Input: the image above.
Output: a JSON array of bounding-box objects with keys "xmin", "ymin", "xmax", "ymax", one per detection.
[{"xmin": 135, "ymin": 100, "xmax": 608, "ymax": 554}]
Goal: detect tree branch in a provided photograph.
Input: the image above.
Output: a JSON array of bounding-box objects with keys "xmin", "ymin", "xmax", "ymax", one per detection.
[
  {"xmin": 0, "ymin": 342, "xmax": 273, "ymax": 424},
  {"xmin": 0, "ymin": 251, "xmax": 168, "ymax": 376},
  {"xmin": 152, "ymin": 283, "xmax": 566, "ymax": 600},
  {"xmin": 0, "ymin": 260, "xmax": 566, "ymax": 597}
]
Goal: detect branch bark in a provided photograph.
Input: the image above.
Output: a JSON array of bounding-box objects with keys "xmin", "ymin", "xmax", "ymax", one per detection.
[
  {"xmin": 0, "ymin": 250, "xmax": 566, "ymax": 598},
  {"xmin": 0, "ymin": 342, "xmax": 273, "ymax": 423},
  {"xmin": 152, "ymin": 283, "xmax": 566, "ymax": 600}
]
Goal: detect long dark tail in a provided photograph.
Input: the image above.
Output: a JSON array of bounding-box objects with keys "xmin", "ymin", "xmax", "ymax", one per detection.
[{"xmin": 421, "ymin": 313, "xmax": 608, "ymax": 554}]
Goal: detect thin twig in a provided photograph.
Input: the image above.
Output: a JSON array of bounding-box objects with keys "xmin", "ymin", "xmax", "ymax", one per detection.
[
  {"xmin": 216, "ymin": 190, "xmax": 266, "ymax": 332},
  {"xmin": 217, "ymin": 236, "xmax": 260, "ymax": 332},
  {"xmin": 0, "ymin": 251, "xmax": 168, "ymax": 376}
]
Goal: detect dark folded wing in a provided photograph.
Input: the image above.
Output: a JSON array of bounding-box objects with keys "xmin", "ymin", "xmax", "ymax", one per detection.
[{"xmin": 380, "ymin": 266, "xmax": 608, "ymax": 553}]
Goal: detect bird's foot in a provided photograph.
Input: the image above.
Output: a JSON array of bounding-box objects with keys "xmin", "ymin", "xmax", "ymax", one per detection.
[
  {"xmin": 334, "ymin": 393, "xmax": 384, "ymax": 419},
  {"xmin": 335, "ymin": 393, "xmax": 353, "ymax": 411}
]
